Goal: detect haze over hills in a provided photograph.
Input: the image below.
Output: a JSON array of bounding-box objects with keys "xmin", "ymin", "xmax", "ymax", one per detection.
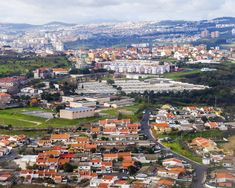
[
  {"xmin": 0, "ymin": 17, "xmax": 235, "ymax": 31},
  {"xmin": 0, "ymin": 16, "xmax": 235, "ymax": 50}
]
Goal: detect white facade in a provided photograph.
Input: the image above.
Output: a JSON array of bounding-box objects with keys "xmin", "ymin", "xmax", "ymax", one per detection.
[{"xmin": 60, "ymin": 107, "xmax": 95, "ymax": 119}]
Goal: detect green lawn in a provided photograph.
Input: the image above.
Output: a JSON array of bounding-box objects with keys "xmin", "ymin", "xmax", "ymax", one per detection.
[
  {"xmin": 163, "ymin": 141, "xmax": 202, "ymax": 163},
  {"xmin": 164, "ymin": 69, "xmax": 201, "ymax": 80},
  {"xmin": 0, "ymin": 55, "xmax": 71, "ymax": 76},
  {"xmin": 101, "ymin": 103, "xmax": 143, "ymax": 122},
  {"xmin": 0, "ymin": 107, "xmax": 103, "ymax": 128},
  {"xmin": 158, "ymin": 129, "xmax": 224, "ymax": 142}
]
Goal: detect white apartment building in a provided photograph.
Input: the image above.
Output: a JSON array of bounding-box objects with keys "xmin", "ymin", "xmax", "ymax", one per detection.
[{"xmin": 103, "ymin": 60, "xmax": 173, "ymax": 75}]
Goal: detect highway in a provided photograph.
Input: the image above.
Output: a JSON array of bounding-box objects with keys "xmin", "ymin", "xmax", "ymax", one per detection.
[{"xmin": 140, "ymin": 111, "xmax": 207, "ymax": 188}]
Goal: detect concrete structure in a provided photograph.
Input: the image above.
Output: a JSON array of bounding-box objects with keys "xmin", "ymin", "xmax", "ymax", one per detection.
[
  {"xmin": 33, "ymin": 67, "xmax": 53, "ymax": 79},
  {"xmin": 84, "ymin": 95, "xmax": 111, "ymax": 104},
  {"xmin": 52, "ymin": 68, "xmax": 69, "ymax": 76},
  {"xmin": 62, "ymin": 95, "xmax": 81, "ymax": 103},
  {"xmin": 211, "ymin": 31, "xmax": 220, "ymax": 38},
  {"xmin": 114, "ymin": 78, "xmax": 208, "ymax": 94},
  {"xmin": 201, "ymin": 30, "xmax": 209, "ymax": 38},
  {"xmin": 77, "ymin": 81, "xmax": 116, "ymax": 95},
  {"xmin": 69, "ymin": 101, "xmax": 96, "ymax": 108},
  {"xmin": 60, "ymin": 107, "xmax": 95, "ymax": 119},
  {"xmin": 103, "ymin": 60, "xmax": 175, "ymax": 75}
]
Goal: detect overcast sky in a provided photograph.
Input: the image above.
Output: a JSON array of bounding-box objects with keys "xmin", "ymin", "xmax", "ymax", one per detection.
[{"xmin": 0, "ymin": 0, "xmax": 235, "ymax": 24}]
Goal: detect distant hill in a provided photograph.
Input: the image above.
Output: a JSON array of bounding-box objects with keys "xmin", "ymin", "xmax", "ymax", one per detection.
[
  {"xmin": 0, "ymin": 23, "xmax": 37, "ymax": 31},
  {"xmin": 0, "ymin": 17, "xmax": 234, "ymax": 31},
  {"xmin": 212, "ymin": 17, "xmax": 235, "ymax": 24},
  {"xmin": 44, "ymin": 21, "xmax": 75, "ymax": 27}
]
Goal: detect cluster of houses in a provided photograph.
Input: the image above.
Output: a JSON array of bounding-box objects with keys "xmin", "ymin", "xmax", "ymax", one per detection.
[
  {"xmin": 66, "ymin": 44, "xmax": 228, "ymax": 64},
  {"xmin": 150, "ymin": 105, "xmax": 232, "ymax": 166},
  {"xmin": 0, "ymin": 76, "xmax": 27, "ymax": 94},
  {"xmin": 150, "ymin": 105, "xmax": 226, "ymax": 133},
  {"xmin": 33, "ymin": 67, "xmax": 69, "ymax": 79},
  {"xmin": 189, "ymin": 137, "xmax": 225, "ymax": 165},
  {"xmin": 17, "ymin": 119, "xmax": 140, "ymax": 185},
  {"xmin": 2, "ymin": 118, "xmax": 193, "ymax": 187},
  {"xmin": 0, "ymin": 135, "xmax": 27, "ymax": 157},
  {"xmin": 205, "ymin": 160, "xmax": 235, "ymax": 188},
  {"xmin": 157, "ymin": 157, "xmax": 193, "ymax": 184}
]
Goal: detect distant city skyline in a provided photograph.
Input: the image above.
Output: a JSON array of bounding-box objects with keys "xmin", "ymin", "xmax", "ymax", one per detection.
[{"xmin": 0, "ymin": 0, "xmax": 235, "ymax": 24}]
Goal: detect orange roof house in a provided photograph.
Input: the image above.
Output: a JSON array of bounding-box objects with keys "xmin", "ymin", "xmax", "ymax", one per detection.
[
  {"xmin": 76, "ymin": 137, "xmax": 90, "ymax": 143},
  {"xmin": 191, "ymin": 137, "xmax": 218, "ymax": 152},
  {"xmin": 151, "ymin": 123, "xmax": 169, "ymax": 128},
  {"xmin": 158, "ymin": 178, "xmax": 176, "ymax": 187},
  {"xmin": 52, "ymin": 68, "xmax": 68, "ymax": 73},
  {"xmin": 0, "ymin": 93, "xmax": 10, "ymax": 97},
  {"xmin": 51, "ymin": 134, "xmax": 70, "ymax": 141},
  {"xmin": 103, "ymin": 153, "xmax": 118, "ymax": 161},
  {"xmin": 122, "ymin": 161, "xmax": 134, "ymax": 169},
  {"xmin": 216, "ymin": 171, "xmax": 235, "ymax": 181},
  {"xmin": 91, "ymin": 127, "xmax": 100, "ymax": 133},
  {"xmin": 84, "ymin": 144, "xmax": 97, "ymax": 150},
  {"xmin": 151, "ymin": 123, "xmax": 171, "ymax": 133},
  {"xmin": 162, "ymin": 158, "xmax": 183, "ymax": 167},
  {"xmin": 205, "ymin": 122, "xmax": 219, "ymax": 129},
  {"xmin": 99, "ymin": 119, "xmax": 130, "ymax": 126},
  {"xmin": 98, "ymin": 183, "xmax": 108, "ymax": 188}
]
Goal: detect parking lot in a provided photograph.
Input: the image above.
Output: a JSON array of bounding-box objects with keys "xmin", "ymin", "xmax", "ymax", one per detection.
[{"xmin": 22, "ymin": 111, "xmax": 54, "ymax": 119}]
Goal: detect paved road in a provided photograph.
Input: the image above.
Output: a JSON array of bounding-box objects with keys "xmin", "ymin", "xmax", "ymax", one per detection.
[
  {"xmin": 140, "ymin": 111, "xmax": 207, "ymax": 188},
  {"xmin": 0, "ymin": 149, "xmax": 18, "ymax": 163}
]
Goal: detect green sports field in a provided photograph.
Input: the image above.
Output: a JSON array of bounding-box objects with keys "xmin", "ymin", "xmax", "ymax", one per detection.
[{"xmin": 0, "ymin": 107, "xmax": 102, "ymax": 128}]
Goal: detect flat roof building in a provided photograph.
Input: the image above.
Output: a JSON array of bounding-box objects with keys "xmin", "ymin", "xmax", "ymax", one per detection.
[{"xmin": 60, "ymin": 107, "xmax": 95, "ymax": 120}]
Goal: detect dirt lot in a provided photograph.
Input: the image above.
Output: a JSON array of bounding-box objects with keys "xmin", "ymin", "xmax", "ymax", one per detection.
[{"xmin": 223, "ymin": 136, "xmax": 235, "ymax": 154}]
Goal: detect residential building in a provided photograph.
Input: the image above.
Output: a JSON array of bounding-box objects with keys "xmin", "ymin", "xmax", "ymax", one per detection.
[
  {"xmin": 151, "ymin": 123, "xmax": 171, "ymax": 133},
  {"xmin": 0, "ymin": 93, "xmax": 11, "ymax": 106},
  {"xmin": 33, "ymin": 67, "xmax": 53, "ymax": 79}
]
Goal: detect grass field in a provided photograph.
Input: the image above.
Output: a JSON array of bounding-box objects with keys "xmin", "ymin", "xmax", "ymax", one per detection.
[
  {"xmin": 101, "ymin": 103, "xmax": 143, "ymax": 122},
  {"xmin": 0, "ymin": 107, "xmax": 103, "ymax": 128},
  {"xmin": 0, "ymin": 56, "xmax": 71, "ymax": 76},
  {"xmin": 163, "ymin": 141, "xmax": 202, "ymax": 163},
  {"xmin": 154, "ymin": 129, "xmax": 224, "ymax": 141},
  {"xmin": 164, "ymin": 69, "xmax": 201, "ymax": 80}
]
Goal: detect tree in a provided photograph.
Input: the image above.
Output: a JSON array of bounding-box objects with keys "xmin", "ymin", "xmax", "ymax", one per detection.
[
  {"xmin": 92, "ymin": 134, "xmax": 97, "ymax": 139},
  {"xmin": 134, "ymin": 161, "xmax": 142, "ymax": 169},
  {"xmin": 90, "ymin": 148, "xmax": 96, "ymax": 153},
  {"xmin": 201, "ymin": 116, "xmax": 208, "ymax": 123},
  {"xmin": 106, "ymin": 79, "xmax": 115, "ymax": 85},
  {"xmin": 63, "ymin": 163, "xmax": 76, "ymax": 172},
  {"xmin": 56, "ymin": 104, "xmax": 66, "ymax": 113},
  {"xmin": 110, "ymin": 147, "xmax": 118, "ymax": 153},
  {"xmin": 35, "ymin": 82, "xmax": 46, "ymax": 89},
  {"xmin": 49, "ymin": 81, "xmax": 55, "ymax": 89},
  {"xmin": 128, "ymin": 166, "xmax": 138, "ymax": 175}
]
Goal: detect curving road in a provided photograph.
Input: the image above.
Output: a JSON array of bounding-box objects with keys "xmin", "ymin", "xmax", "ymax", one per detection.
[{"xmin": 140, "ymin": 111, "xmax": 207, "ymax": 188}]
